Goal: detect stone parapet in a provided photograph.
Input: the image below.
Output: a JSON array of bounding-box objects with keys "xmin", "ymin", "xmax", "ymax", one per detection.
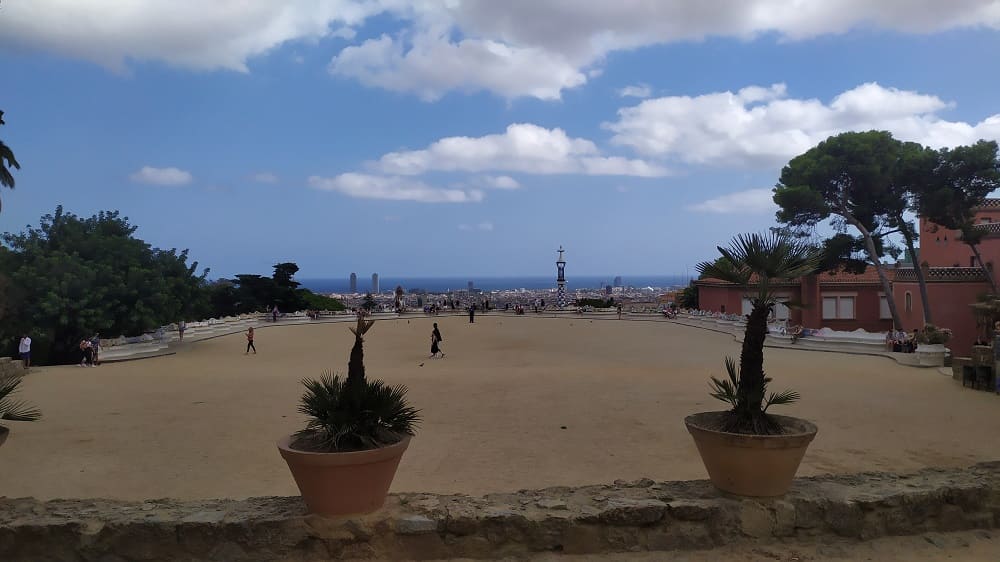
[
  {"xmin": 2, "ymin": 463, "xmax": 998, "ymax": 561},
  {"xmin": 0, "ymin": 357, "xmax": 27, "ymax": 378}
]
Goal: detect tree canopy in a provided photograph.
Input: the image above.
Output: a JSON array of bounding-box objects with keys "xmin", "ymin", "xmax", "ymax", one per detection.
[
  {"xmin": 0, "ymin": 207, "xmax": 210, "ymax": 364},
  {"xmin": 2, "ymin": 207, "xmax": 345, "ymax": 364},
  {"xmin": 774, "ymin": 131, "xmax": 909, "ymax": 328}
]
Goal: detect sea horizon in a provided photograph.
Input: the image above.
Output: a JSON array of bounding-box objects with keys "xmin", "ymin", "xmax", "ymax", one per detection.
[{"xmin": 299, "ymin": 275, "xmax": 692, "ymax": 294}]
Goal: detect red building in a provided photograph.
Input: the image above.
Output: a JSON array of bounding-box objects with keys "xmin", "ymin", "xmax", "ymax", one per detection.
[
  {"xmin": 697, "ymin": 199, "xmax": 1000, "ymax": 357},
  {"xmin": 697, "ymin": 268, "xmax": 892, "ymax": 334}
]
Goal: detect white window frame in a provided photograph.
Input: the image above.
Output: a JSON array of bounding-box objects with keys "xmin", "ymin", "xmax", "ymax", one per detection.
[{"xmin": 821, "ymin": 292, "xmax": 857, "ymax": 320}]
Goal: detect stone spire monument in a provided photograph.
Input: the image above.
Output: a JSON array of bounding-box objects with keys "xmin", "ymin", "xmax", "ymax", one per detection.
[{"xmin": 556, "ymin": 246, "xmax": 567, "ymax": 308}]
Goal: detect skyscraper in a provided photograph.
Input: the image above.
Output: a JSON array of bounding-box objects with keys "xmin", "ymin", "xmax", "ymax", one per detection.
[
  {"xmin": 613, "ymin": 275, "xmax": 622, "ymax": 287},
  {"xmin": 372, "ymin": 273, "xmax": 379, "ymax": 294},
  {"xmin": 468, "ymin": 280, "xmax": 474, "ymax": 292},
  {"xmin": 349, "ymin": 272, "xmax": 357, "ymax": 293}
]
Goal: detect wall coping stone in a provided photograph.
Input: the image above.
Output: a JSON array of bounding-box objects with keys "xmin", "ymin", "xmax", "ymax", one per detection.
[{"xmin": 2, "ymin": 462, "xmax": 998, "ymax": 560}]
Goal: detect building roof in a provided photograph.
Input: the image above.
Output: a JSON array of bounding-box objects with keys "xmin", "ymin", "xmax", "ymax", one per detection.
[
  {"xmin": 695, "ymin": 267, "xmax": 891, "ymax": 288},
  {"xmin": 976, "ymin": 198, "xmax": 1000, "ymax": 209}
]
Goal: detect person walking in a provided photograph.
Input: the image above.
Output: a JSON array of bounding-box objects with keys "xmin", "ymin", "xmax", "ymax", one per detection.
[
  {"xmin": 245, "ymin": 326, "xmax": 257, "ymax": 354},
  {"xmin": 469, "ymin": 303, "xmax": 476, "ymax": 323},
  {"xmin": 90, "ymin": 334, "xmax": 101, "ymax": 366},
  {"xmin": 18, "ymin": 334, "xmax": 31, "ymax": 370},
  {"xmin": 430, "ymin": 322, "xmax": 445, "ymax": 358},
  {"xmin": 178, "ymin": 320, "xmax": 186, "ymax": 342},
  {"xmin": 272, "ymin": 305, "xmax": 279, "ymax": 323}
]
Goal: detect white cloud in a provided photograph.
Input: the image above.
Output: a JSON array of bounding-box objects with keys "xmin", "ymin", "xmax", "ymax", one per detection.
[
  {"xmin": 129, "ymin": 166, "xmax": 193, "ymax": 186},
  {"xmin": 618, "ymin": 84, "xmax": 651, "ymax": 98},
  {"xmin": 477, "ymin": 175, "xmax": 520, "ymax": 189},
  {"xmin": 252, "ymin": 172, "xmax": 279, "ymax": 183},
  {"xmin": 308, "ymin": 173, "xmax": 484, "ymax": 203},
  {"xmin": 5, "ymin": 2, "xmax": 1000, "ymax": 100},
  {"xmin": 606, "ymin": 82, "xmax": 1000, "ymax": 168},
  {"xmin": 329, "ymin": 32, "xmax": 586, "ymax": 101},
  {"xmin": 376, "ymin": 123, "xmax": 668, "ymax": 177},
  {"xmin": 332, "ymin": 1, "xmax": 1000, "ymax": 99},
  {"xmin": 458, "ymin": 221, "xmax": 494, "ymax": 231},
  {"xmin": 687, "ymin": 188, "xmax": 776, "ymax": 214},
  {"xmin": 0, "ymin": 0, "xmax": 380, "ymax": 71}
]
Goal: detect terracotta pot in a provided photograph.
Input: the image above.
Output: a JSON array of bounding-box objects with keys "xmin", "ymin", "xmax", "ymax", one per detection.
[
  {"xmin": 277, "ymin": 435, "xmax": 410, "ymax": 516},
  {"xmin": 685, "ymin": 412, "xmax": 817, "ymax": 497},
  {"xmin": 0, "ymin": 426, "xmax": 8, "ymax": 448}
]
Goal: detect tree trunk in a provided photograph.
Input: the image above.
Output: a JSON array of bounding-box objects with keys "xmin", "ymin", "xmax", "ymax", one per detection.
[
  {"xmin": 900, "ymin": 225, "xmax": 932, "ymax": 325},
  {"xmin": 843, "ymin": 212, "xmax": 903, "ymax": 330},
  {"xmin": 969, "ymin": 243, "xmax": 999, "ymax": 294},
  {"xmin": 738, "ymin": 303, "xmax": 771, "ymax": 416}
]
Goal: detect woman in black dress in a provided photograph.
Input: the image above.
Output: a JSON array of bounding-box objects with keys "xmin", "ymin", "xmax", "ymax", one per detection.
[{"xmin": 430, "ymin": 322, "xmax": 444, "ymax": 358}]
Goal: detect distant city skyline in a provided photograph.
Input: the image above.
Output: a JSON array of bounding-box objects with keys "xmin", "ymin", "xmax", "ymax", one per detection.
[{"xmin": 2, "ymin": 2, "xmax": 999, "ymax": 277}]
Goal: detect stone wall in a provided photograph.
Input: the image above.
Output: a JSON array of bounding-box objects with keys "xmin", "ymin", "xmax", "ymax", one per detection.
[
  {"xmin": 1, "ymin": 463, "xmax": 998, "ymax": 561},
  {"xmin": 0, "ymin": 357, "xmax": 26, "ymax": 378}
]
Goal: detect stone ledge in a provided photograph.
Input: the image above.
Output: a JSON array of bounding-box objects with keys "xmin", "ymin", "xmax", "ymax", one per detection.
[{"xmin": 1, "ymin": 463, "xmax": 998, "ymax": 561}]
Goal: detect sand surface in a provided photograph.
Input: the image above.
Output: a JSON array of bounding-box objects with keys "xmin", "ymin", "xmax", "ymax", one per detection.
[{"xmin": 2, "ymin": 315, "xmax": 999, "ymax": 501}]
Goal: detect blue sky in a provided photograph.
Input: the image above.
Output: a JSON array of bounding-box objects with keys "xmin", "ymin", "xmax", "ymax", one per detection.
[{"xmin": 2, "ymin": 1, "xmax": 1000, "ymax": 279}]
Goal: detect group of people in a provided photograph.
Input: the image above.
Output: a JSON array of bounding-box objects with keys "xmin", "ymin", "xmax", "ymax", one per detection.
[
  {"xmin": 886, "ymin": 329, "xmax": 918, "ymax": 353},
  {"xmin": 79, "ymin": 334, "xmax": 100, "ymax": 367}
]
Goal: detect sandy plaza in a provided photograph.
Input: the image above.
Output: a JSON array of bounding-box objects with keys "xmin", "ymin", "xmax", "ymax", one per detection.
[{"xmin": 3, "ymin": 315, "xmax": 998, "ymax": 502}]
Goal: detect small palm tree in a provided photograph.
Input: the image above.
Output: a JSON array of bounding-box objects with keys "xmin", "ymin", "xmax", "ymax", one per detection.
[
  {"xmin": 1, "ymin": 374, "xmax": 41, "ymax": 432},
  {"xmin": 0, "ymin": 110, "xmax": 21, "ymax": 213},
  {"xmin": 696, "ymin": 232, "xmax": 820, "ymax": 434},
  {"xmin": 291, "ymin": 315, "xmax": 419, "ymax": 452}
]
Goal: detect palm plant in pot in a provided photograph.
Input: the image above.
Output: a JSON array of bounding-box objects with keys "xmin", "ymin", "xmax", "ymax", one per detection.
[
  {"xmin": 1, "ymin": 374, "xmax": 42, "ymax": 448},
  {"xmin": 914, "ymin": 324, "xmax": 952, "ymax": 367},
  {"xmin": 277, "ymin": 315, "xmax": 420, "ymax": 516},
  {"xmin": 687, "ymin": 232, "xmax": 821, "ymax": 496}
]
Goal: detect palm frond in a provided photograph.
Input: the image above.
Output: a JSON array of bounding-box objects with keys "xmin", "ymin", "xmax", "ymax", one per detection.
[
  {"xmin": 0, "ymin": 375, "xmax": 41, "ymax": 423},
  {"xmin": 764, "ymin": 389, "xmax": 801, "ymax": 411},
  {"xmin": 291, "ymin": 372, "xmax": 420, "ymax": 453}
]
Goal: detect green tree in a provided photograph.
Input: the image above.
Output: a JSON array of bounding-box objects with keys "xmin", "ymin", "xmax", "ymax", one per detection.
[
  {"xmin": 361, "ymin": 293, "xmax": 375, "ymax": 311},
  {"xmin": 676, "ymin": 281, "xmax": 699, "ymax": 309},
  {"xmin": 882, "ymin": 142, "xmax": 940, "ymax": 324},
  {"xmin": 0, "ymin": 111, "xmax": 21, "ymax": 212},
  {"xmin": 697, "ymin": 233, "xmax": 820, "ymax": 434},
  {"xmin": 271, "ymin": 262, "xmax": 305, "ymax": 311},
  {"xmin": 1, "ymin": 207, "xmax": 209, "ymax": 363},
  {"xmin": 915, "ymin": 140, "xmax": 1000, "ymax": 293},
  {"xmin": 774, "ymin": 131, "xmax": 906, "ymax": 329}
]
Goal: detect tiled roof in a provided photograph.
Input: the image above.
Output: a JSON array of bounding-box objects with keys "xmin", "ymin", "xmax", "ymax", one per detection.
[
  {"xmin": 976, "ymin": 199, "xmax": 1000, "ymax": 209},
  {"xmin": 817, "ymin": 268, "xmax": 890, "ymax": 285}
]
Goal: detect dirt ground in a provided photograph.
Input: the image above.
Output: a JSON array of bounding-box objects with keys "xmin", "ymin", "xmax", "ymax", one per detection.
[{"xmin": 2, "ymin": 315, "xmax": 999, "ymax": 501}]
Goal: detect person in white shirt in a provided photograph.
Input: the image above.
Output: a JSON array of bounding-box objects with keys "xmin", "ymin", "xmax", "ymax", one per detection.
[{"xmin": 18, "ymin": 334, "xmax": 31, "ymax": 369}]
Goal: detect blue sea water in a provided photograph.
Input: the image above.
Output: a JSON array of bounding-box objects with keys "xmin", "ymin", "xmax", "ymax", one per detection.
[{"xmin": 299, "ymin": 275, "xmax": 691, "ymax": 294}]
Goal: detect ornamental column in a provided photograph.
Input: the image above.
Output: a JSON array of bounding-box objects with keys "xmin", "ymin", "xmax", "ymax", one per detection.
[{"xmin": 556, "ymin": 246, "xmax": 567, "ymax": 308}]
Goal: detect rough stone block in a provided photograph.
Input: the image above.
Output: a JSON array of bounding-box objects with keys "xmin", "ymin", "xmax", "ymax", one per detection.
[
  {"xmin": 396, "ymin": 514, "xmax": 438, "ymax": 535},
  {"xmin": 596, "ymin": 499, "xmax": 667, "ymax": 526},
  {"xmin": 739, "ymin": 501, "xmax": 774, "ymax": 538},
  {"xmin": 667, "ymin": 499, "xmax": 718, "ymax": 521}
]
